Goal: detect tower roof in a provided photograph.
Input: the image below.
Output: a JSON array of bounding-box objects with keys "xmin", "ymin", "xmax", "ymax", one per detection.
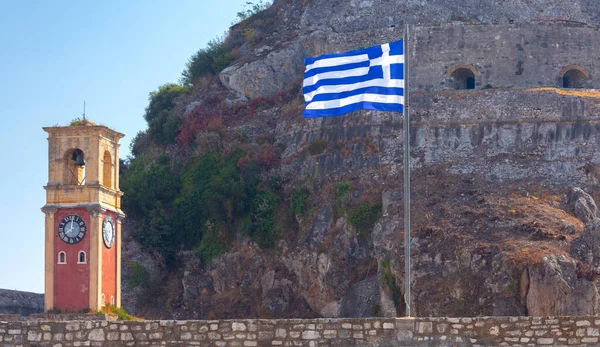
[{"xmin": 43, "ymin": 123, "xmax": 125, "ymax": 139}]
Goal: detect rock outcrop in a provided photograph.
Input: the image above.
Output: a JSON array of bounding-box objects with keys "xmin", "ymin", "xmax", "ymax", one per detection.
[
  {"xmin": 220, "ymin": 43, "xmax": 306, "ymax": 99},
  {"xmin": 524, "ymin": 255, "xmax": 599, "ymax": 316}
]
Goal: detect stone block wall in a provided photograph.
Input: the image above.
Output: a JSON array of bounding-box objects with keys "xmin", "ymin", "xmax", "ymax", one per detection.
[
  {"xmin": 3, "ymin": 316, "xmax": 600, "ymax": 346},
  {"xmin": 305, "ymin": 23, "xmax": 600, "ymax": 92}
]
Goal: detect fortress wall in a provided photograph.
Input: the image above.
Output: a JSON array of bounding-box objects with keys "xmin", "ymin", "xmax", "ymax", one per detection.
[
  {"xmin": 283, "ymin": 89, "xmax": 600, "ymax": 186},
  {"xmin": 2, "ymin": 316, "xmax": 600, "ymax": 346},
  {"xmin": 413, "ymin": 23, "xmax": 600, "ymax": 91},
  {"xmin": 409, "ymin": 89, "xmax": 600, "ymax": 183},
  {"xmin": 311, "ymin": 23, "xmax": 600, "ymax": 91},
  {"xmin": 299, "ymin": 0, "xmax": 600, "ymax": 33}
]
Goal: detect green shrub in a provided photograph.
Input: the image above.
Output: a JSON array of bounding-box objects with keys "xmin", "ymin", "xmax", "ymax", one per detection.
[
  {"xmin": 181, "ymin": 37, "xmax": 232, "ymax": 85},
  {"xmin": 129, "ymin": 130, "xmax": 151, "ymax": 156},
  {"xmin": 334, "ymin": 180, "xmax": 352, "ymax": 212},
  {"xmin": 291, "ymin": 188, "xmax": 310, "ymax": 216},
  {"xmin": 235, "ymin": 1, "xmax": 272, "ymax": 22},
  {"xmin": 69, "ymin": 118, "xmax": 94, "ymax": 126},
  {"xmin": 249, "ymin": 191, "xmax": 280, "ymax": 248},
  {"xmin": 195, "ymin": 226, "xmax": 227, "ymax": 266},
  {"xmin": 347, "ymin": 202, "xmax": 382, "ymax": 234},
  {"xmin": 127, "ymin": 261, "xmax": 149, "ymax": 289},
  {"xmin": 121, "ymin": 154, "xmax": 181, "ymax": 265},
  {"xmin": 308, "ymin": 139, "xmax": 327, "ymax": 155},
  {"xmin": 144, "ymin": 84, "xmax": 189, "ymax": 144},
  {"xmin": 145, "ymin": 84, "xmax": 188, "ymax": 123},
  {"xmin": 105, "ymin": 305, "xmax": 133, "ymax": 321},
  {"xmin": 334, "ymin": 181, "xmax": 351, "ymax": 199}
]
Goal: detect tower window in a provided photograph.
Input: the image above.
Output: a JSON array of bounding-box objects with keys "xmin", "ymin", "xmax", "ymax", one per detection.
[
  {"xmin": 101, "ymin": 294, "xmax": 106, "ymax": 307},
  {"xmin": 102, "ymin": 151, "xmax": 113, "ymax": 189},
  {"xmin": 78, "ymin": 251, "xmax": 87, "ymax": 264},
  {"xmin": 57, "ymin": 251, "xmax": 66, "ymax": 264},
  {"xmin": 110, "ymin": 296, "xmax": 115, "ymax": 305}
]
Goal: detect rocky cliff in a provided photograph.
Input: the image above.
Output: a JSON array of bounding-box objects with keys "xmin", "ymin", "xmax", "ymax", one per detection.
[
  {"xmin": 0, "ymin": 289, "xmax": 43, "ymax": 316},
  {"xmin": 120, "ymin": 0, "xmax": 600, "ymax": 319}
]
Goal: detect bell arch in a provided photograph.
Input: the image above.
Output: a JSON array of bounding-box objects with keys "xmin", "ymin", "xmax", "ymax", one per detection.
[
  {"xmin": 102, "ymin": 151, "xmax": 113, "ymax": 189},
  {"xmin": 560, "ymin": 65, "xmax": 591, "ymax": 89},
  {"xmin": 64, "ymin": 148, "xmax": 86, "ymax": 185},
  {"xmin": 446, "ymin": 64, "xmax": 479, "ymax": 90}
]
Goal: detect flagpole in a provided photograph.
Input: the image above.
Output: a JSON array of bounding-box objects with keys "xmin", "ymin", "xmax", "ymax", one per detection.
[{"xmin": 403, "ymin": 24, "xmax": 412, "ymax": 318}]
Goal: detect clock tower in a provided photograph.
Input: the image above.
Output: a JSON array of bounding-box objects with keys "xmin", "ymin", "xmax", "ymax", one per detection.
[{"xmin": 41, "ymin": 120, "xmax": 125, "ymax": 312}]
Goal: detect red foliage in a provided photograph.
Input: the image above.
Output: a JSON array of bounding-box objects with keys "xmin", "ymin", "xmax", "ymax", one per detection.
[
  {"xmin": 176, "ymin": 102, "xmax": 228, "ymax": 146},
  {"xmin": 176, "ymin": 90, "xmax": 291, "ymax": 147},
  {"xmin": 237, "ymin": 155, "xmax": 251, "ymax": 168},
  {"xmin": 260, "ymin": 148, "xmax": 279, "ymax": 169},
  {"xmin": 236, "ymin": 145, "xmax": 280, "ymax": 170}
]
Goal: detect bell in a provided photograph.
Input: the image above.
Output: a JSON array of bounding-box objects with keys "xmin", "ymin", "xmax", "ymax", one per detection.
[{"xmin": 72, "ymin": 151, "xmax": 86, "ymax": 166}]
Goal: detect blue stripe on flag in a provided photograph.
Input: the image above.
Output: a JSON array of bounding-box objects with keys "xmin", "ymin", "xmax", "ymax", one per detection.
[
  {"xmin": 303, "ymin": 102, "xmax": 404, "ymax": 118},
  {"xmin": 389, "ymin": 41, "xmax": 403, "ymax": 55},
  {"xmin": 303, "ymin": 40, "xmax": 405, "ymax": 118}
]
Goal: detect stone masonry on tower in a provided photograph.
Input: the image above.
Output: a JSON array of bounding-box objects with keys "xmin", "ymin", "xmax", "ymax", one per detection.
[{"xmin": 41, "ymin": 120, "xmax": 124, "ymax": 312}]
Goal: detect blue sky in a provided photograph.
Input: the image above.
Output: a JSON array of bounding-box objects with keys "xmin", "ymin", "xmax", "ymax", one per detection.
[{"xmin": 0, "ymin": 0, "xmax": 253, "ymax": 293}]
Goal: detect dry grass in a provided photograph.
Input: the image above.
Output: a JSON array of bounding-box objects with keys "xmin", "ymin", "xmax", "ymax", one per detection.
[
  {"xmin": 410, "ymin": 166, "xmax": 583, "ymax": 269},
  {"xmin": 531, "ymin": 87, "xmax": 600, "ymax": 98}
]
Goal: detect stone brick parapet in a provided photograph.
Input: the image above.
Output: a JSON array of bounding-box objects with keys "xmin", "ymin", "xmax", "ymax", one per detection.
[{"xmin": 2, "ymin": 316, "xmax": 600, "ymax": 346}]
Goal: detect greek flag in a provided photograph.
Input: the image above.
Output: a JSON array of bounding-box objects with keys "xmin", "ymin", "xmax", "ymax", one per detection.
[{"xmin": 303, "ymin": 40, "xmax": 404, "ymax": 118}]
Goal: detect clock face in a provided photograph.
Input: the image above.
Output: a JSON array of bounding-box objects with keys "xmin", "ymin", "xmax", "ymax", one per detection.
[
  {"xmin": 58, "ymin": 215, "xmax": 86, "ymax": 244},
  {"xmin": 102, "ymin": 216, "xmax": 115, "ymax": 248}
]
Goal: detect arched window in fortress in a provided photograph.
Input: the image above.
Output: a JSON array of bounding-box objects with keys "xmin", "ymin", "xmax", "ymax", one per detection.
[
  {"xmin": 102, "ymin": 151, "xmax": 113, "ymax": 189},
  {"xmin": 560, "ymin": 65, "xmax": 590, "ymax": 89},
  {"xmin": 64, "ymin": 148, "xmax": 86, "ymax": 185},
  {"xmin": 446, "ymin": 64, "xmax": 479, "ymax": 90}
]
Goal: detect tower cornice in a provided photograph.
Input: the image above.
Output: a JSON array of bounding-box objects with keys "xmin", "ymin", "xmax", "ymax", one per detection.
[{"xmin": 43, "ymin": 125, "xmax": 125, "ymax": 140}]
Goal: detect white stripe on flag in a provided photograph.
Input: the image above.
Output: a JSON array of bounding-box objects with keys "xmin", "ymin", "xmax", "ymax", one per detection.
[
  {"xmin": 306, "ymin": 94, "xmax": 405, "ymax": 110},
  {"xmin": 305, "ymin": 54, "xmax": 370, "ymax": 70},
  {"xmin": 304, "ymin": 79, "xmax": 404, "ymax": 102},
  {"xmin": 369, "ymin": 54, "xmax": 404, "ymax": 68},
  {"xmin": 303, "ymin": 67, "xmax": 371, "ymax": 87}
]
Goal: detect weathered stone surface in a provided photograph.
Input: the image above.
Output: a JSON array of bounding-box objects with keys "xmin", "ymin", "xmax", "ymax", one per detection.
[
  {"xmin": 340, "ymin": 275, "xmax": 382, "ymax": 318},
  {"xmin": 525, "ymin": 255, "xmax": 599, "ymax": 316},
  {"xmin": 219, "ymin": 43, "xmax": 306, "ymax": 99},
  {"xmin": 569, "ymin": 188, "xmax": 599, "ymax": 223},
  {"xmin": 299, "ymin": 0, "xmax": 600, "ymax": 33}
]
